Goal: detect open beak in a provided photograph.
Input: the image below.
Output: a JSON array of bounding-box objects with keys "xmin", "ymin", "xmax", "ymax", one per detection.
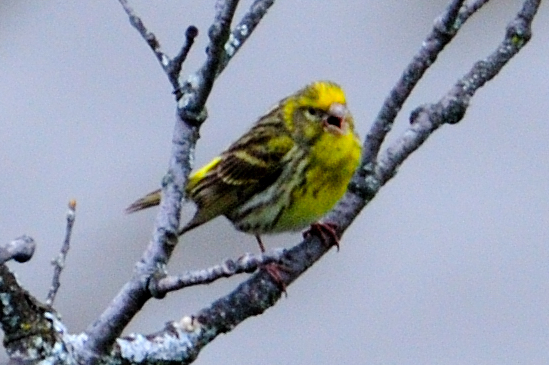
[{"xmin": 323, "ymin": 102, "xmax": 348, "ymax": 135}]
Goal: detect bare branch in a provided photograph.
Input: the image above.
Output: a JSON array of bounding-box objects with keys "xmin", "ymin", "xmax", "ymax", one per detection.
[
  {"xmin": 0, "ymin": 235, "xmax": 35, "ymax": 264},
  {"xmin": 46, "ymin": 200, "xmax": 77, "ymax": 306},
  {"xmin": 103, "ymin": 239, "xmax": 319, "ymax": 365},
  {"xmin": 179, "ymin": 0, "xmax": 239, "ymax": 121},
  {"xmin": 338, "ymin": 0, "xmax": 539, "ymax": 223},
  {"xmin": 376, "ymin": 0, "xmax": 539, "ymax": 184},
  {"xmin": 118, "ymin": 0, "xmax": 200, "ymax": 95},
  {"xmin": 361, "ymin": 0, "xmax": 466, "ymax": 169},
  {"xmin": 118, "ymin": 0, "xmax": 170, "ymax": 71},
  {"xmin": 82, "ymin": 1, "xmax": 242, "ymax": 358},
  {"xmin": 0, "ymin": 265, "xmax": 58, "ymax": 362},
  {"xmin": 150, "ymin": 249, "xmax": 286, "ymax": 296},
  {"xmin": 218, "ymin": 0, "xmax": 275, "ymax": 74},
  {"xmin": 170, "ymin": 26, "xmax": 199, "ymax": 97}
]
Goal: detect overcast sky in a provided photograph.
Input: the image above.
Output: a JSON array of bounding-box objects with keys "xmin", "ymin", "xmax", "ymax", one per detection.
[{"xmin": 1, "ymin": 1, "xmax": 549, "ymax": 364}]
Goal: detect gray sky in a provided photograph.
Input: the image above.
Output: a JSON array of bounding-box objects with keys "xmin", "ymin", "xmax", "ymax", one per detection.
[{"xmin": 1, "ymin": 1, "xmax": 549, "ymax": 364}]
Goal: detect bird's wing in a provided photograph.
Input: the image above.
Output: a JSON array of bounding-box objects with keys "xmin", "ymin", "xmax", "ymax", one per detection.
[{"xmin": 181, "ymin": 125, "xmax": 294, "ymax": 233}]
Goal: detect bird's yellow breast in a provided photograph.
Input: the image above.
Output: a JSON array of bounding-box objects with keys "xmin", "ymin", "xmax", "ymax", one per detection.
[{"xmin": 273, "ymin": 128, "xmax": 361, "ymax": 232}]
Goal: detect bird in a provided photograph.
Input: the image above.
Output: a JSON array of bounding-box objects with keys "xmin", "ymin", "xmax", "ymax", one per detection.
[{"xmin": 127, "ymin": 80, "xmax": 361, "ymax": 253}]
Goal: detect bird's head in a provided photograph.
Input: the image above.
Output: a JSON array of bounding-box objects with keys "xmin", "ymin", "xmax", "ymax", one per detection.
[{"xmin": 283, "ymin": 81, "xmax": 355, "ymax": 146}]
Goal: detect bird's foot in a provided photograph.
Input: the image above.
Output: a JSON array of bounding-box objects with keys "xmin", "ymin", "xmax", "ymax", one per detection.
[
  {"xmin": 261, "ymin": 262, "xmax": 290, "ymax": 295},
  {"xmin": 303, "ymin": 222, "xmax": 340, "ymax": 251},
  {"xmin": 255, "ymin": 234, "xmax": 288, "ymax": 295}
]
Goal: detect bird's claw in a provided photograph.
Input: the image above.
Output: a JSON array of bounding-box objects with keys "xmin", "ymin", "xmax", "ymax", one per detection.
[
  {"xmin": 303, "ymin": 222, "xmax": 340, "ymax": 251},
  {"xmin": 261, "ymin": 263, "xmax": 290, "ymax": 295}
]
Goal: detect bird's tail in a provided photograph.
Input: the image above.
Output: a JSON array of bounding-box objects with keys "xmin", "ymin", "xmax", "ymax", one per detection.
[
  {"xmin": 127, "ymin": 189, "xmax": 203, "ymax": 237},
  {"xmin": 125, "ymin": 189, "xmax": 161, "ymax": 213}
]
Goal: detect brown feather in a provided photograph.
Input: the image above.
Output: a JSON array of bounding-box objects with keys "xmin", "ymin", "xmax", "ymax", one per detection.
[
  {"xmin": 125, "ymin": 189, "xmax": 161, "ymax": 213},
  {"xmin": 179, "ymin": 112, "xmax": 294, "ymax": 233}
]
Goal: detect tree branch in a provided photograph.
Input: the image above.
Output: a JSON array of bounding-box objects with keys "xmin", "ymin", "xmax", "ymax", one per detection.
[
  {"xmin": 149, "ymin": 249, "xmax": 286, "ymax": 296},
  {"xmin": 118, "ymin": 0, "xmax": 200, "ymax": 96},
  {"xmin": 0, "ymin": 236, "xmax": 35, "ymax": 265},
  {"xmin": 360, "ymin": 0, "xmax": 467, "ymax": 172},
  {"xmin": 46, "ymin": 200, "xmax": 77, "ymax": 306},
  {"xmin": 0, "ymin": 265, "xmax": 58, "ymax": 362},
  {"xmin": 170, "ymin": 26, "xmax": 199, "ymax": 97},
  {"xmin": 179, "ymin": 0, "xmax": 239, "ymax": 121},
  {"xmin": 375, "ymin": 0, "xmax": 538, "ymax": 185},
  {"xmin": 118, "ymin": 0, "xmax": 169, "ymax": 68},
  {"xmin": 81, "ymin": 0, "xmax": 246, "ymax": 360},
  {"xmin": 218, "ymin": 0, "xmax": 275, "ymax": 74}
]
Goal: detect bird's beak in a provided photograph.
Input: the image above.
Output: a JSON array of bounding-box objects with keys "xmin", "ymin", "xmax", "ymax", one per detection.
[{"xmin": 323, "ymin": 102, "xmax": 348, "ymax": 135}]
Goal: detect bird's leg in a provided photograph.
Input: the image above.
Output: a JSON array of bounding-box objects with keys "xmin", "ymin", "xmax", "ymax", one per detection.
[
  {"xmin": 255, "ymin": 234, "xmax": 287, "ymax": 293},
  {"xmin": 255, "ymin": 234, "xmax": 267, "ymax": 253},
  {"xmin": 303, "ymin": 222, "xmax": 340, "ymax": 251}
]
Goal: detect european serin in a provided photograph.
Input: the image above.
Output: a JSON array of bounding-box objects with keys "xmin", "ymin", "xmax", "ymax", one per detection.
[{"xmin": 127, "ymin": 81, "xmax": 361, "ymax": 250}]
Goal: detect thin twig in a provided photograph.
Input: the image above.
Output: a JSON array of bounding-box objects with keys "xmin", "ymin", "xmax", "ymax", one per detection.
[
  {"xmin": 46, "ymin": 200, "xmax": 77, "ymax": 306},
  {"xmin": 118, "ymin": 0, "xmax": 200, "ymax": 95},
  {"xmin": 360, "ymin": 0, "xmax": 467, "ymax": 172},
  {"xmin": 118, "ymin": 0, "xmax": 170, "ymax": 70},
  {"xmin": 170, "ymin": 26, "xmax": 199, "ymax": 98},
  {"xmin": 180, "ymin": 0, "xmax": 240, "ymax": 120},
  {"xmin": 330, "ymin": 0, "xmax": 539, "ymax": 230},
  {"xmin": 150, "ymin": 250, "xmax": 286, "ymax": 296},
  {"xmin": 217, "ymin": 0, "xmax": 275, "ymax": 74},
  {"xmin": 376, "ymin": 0, "xmax": 538, "ymax": 184}
]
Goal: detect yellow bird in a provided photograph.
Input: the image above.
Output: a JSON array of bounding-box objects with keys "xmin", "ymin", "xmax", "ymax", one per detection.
[{"xmin": 127, "ymin": 81, "xmax": 361, "ymax": 251}]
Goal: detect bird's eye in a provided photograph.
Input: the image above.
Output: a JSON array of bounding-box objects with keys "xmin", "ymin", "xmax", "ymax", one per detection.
[{"xmin": 307, "ymin": 107, "xmax": 318, "ymax": 117}]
